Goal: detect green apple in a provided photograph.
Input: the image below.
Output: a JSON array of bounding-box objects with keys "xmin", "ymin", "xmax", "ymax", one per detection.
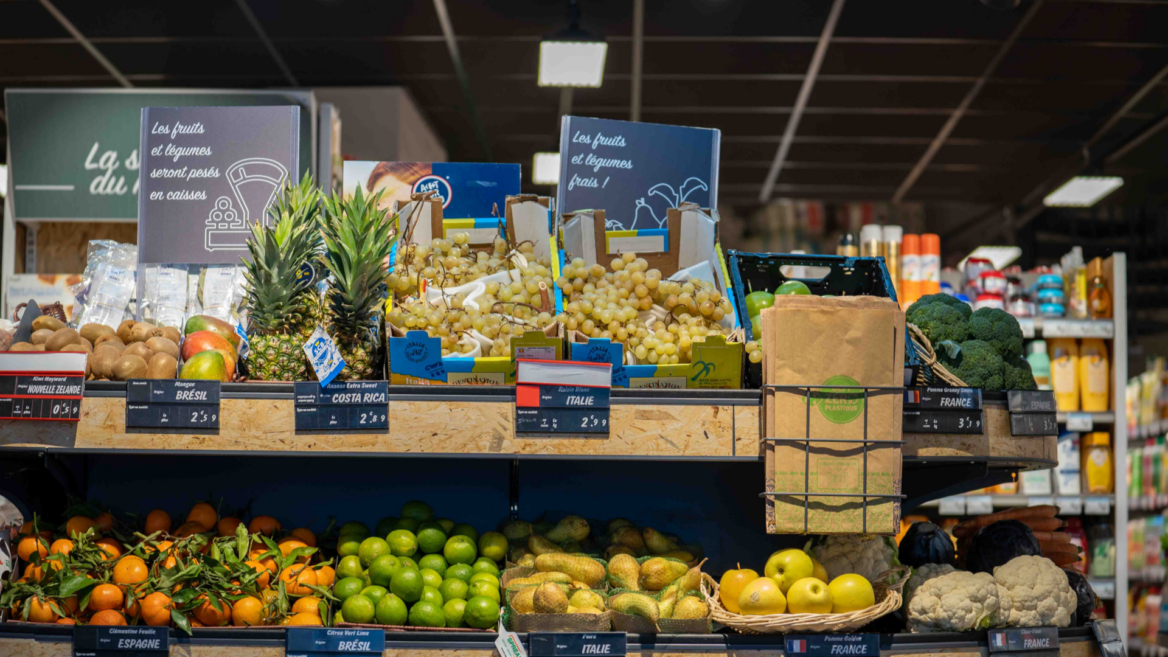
[
  {"xmin": 750, "ymin": 315, "xmax": 761, "ymax": 339},
  {"xmin": 776, "ymin": 280, "xmax": 812, "ymax": 295},
  {"xmin": 765, "ymin": 549, "xmax": 815, "ymax": 594},
  {"xmin": 744, "ymin": 290, "xmax": 775, "ymax": 318}
]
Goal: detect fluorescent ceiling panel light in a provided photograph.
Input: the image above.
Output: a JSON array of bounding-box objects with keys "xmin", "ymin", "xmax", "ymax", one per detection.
[
  {"xmin": 538, "ymin": 40, "xmax": 607, "ymax": 87},
  {"xmin": 1043, "ymin": 176, "xmax": 1123, "ymax": 207},
  {"xmin": 958, "ymin": 246, "xmax": 1023, "ymax": 272},
  {"xmin": 533, "ymin": 152, "xmax": 561, "ymax": 185}
]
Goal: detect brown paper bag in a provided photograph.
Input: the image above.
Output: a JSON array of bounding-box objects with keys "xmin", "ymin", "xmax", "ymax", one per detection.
[{"xmin": 762, "ymin": 295, "xmax": 905, "ymax": 535}]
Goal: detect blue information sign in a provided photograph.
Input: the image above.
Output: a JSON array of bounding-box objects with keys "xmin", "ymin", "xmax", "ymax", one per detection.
[
  {"xmin": 785, "ymin": 634, "xmax": 880, "ymax": 657},
  {"xmin": 286, "ymin": 628, "xmax": 385, "ymax": 657}
]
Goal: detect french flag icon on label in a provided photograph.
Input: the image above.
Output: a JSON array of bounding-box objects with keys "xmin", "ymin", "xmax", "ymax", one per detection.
[
  {"xmin": 992, "ymin": 633, "xmax": 1008, "ymax": 649},
  {"xmin": 788, "ymin": 639, "xmax": 807, "ymax": 653}
]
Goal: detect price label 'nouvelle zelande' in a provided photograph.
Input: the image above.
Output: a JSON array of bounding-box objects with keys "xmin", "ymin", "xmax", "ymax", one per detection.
[
  {"xmin": 294, "ymin": 381, "xmax": 388, "ymax": 431},
  {"xmin": 286, "ymin": 627, "xmax": 385, "ymax": 657},
  {"xmin": 125, "ymin": 379, "xmax": 220, "ymax": 430},
  {"xmin": 0, "ymin": 352, "xmax": 86, "ymax": 421},
  {"xmin": 74, "ymin": 625, "xmax": 168, "ymax": 657}
]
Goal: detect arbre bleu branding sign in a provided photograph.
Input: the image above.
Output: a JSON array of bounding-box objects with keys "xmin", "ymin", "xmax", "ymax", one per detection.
[{"xmin": 556, "ymin": 115, "xmax": 720, "ymax": 230}]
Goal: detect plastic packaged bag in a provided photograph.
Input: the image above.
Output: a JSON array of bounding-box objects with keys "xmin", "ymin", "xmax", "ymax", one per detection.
[
  {"xmin": 69, "ymin": 240, "xmax": 138, "ymax": 330},
  {"xmin": 142, "ymin": 264, "xmax": 189, "ymax": 329}
]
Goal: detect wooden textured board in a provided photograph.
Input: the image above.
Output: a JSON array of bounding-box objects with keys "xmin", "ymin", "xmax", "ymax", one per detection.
[
  {"xmin": 901, "ymin": 406, "xmax": 1056, "ymax": 467},
  {"xmin": 0, "ymin": 397, "xmax": 737, "ymax": 457}
]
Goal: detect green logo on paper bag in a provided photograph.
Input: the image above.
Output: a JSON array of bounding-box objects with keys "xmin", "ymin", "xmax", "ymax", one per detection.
[{"xmin": 809, "ymin": 375, "xmax": 865, "ymax": 424}]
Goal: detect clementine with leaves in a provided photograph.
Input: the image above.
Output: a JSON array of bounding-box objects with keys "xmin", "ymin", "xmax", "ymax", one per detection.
[
  {"xmin": 242, "ymin": 560, "xmax": 271, "ymax": 589},
  {"xmin": 291, "ymin": 596, "xmax": 321, "ymax": 615},
  {"xmin": 289, "ymin": 527, "xmax": 317, "ymax": 547},
  {"xmin": 17, "ymin": 535, "xmax": 48, "ymax": 562},
  {"xmin": 248, "ymin": 515, "xmax": 281, "ymax": 536},
  {"xmin": 144, "ymin": 509, "xmax": 172, "ymax": 535},
  {"xmin": 65, "ymin": 516, "xmax": 98, "ymax": 539},
  {"xmin": 278, "ymin": 564, "xmax": 318, "ymax": 596},
  {"xmin": 49, "ymin": 539, "xmax": 74, "ymax": 556},
  {"xmin": 89, "ymin": 609, "xmax": 127, "ymax": 626},
  {"xmin": 231, "ymin": 596, "xmax": 266, "ymax": 626},
  {"xmin": 193, "ymin": 595, "xmax": 232, "ymax": 626},
  {"xmin": 286, "ymin": 612, "xmax": 322, "ymax": 626},
  {"xmin": 140, "ymin": 592, "xmax": 173, "ymax": 627},
  {"xmin": 25, "ymin": 596, "xmax": 57, "ymax": 623},
  {"xmin": 173, "ymin": 522, "xmax": 207, "ymax": 538},
  {"xmin": 217, "ymin": 517, "xmax": 243, "ymax": 537},
  {"xmin": 313, "ymin": 564, "xmax": 335, "ymax": 587},
  {"xmin": 94, "ymin": 512, "xmax": 115, "ymax": 532},
  {"xmin": 88, "ymin": 584, "xmax": 124, "ymax": 612},
  {"xmin": 186, "ymin": 503, "xmax": 218, "ymax": 530},
  {"xmin": 95, "ymin": 537, "xmax": 124, "ymax": 560},
  {"xmin": 112, "ymin": 556, "xmax": 149, "ymax": 585}
]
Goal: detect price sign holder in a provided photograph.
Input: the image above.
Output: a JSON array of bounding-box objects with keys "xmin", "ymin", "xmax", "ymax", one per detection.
[
  {"xmin": 1056, "ymin": 496, "xmax": 1083, "ymax": 515},
  {"xmin": 1064, "ymin": 412, "xmax": 1093, "ymax": 432},
  {"xmin": 938, "ymin": 496, "xmax": 966, "ymax": 516},
  {"xmin": 785, "ymin": 634, "xmax": 880, "ymax": 657},
  {"xmin": 515, "ymin": 359, "xmax": 612, "ymax": 437},
  {"xmin": 0, "ymin": 352, "xmax": 86, "ymax": 421},
  {"xmin": 286, "ymin": 627, "xmax": 385, "ymax": 657},
  {"xmin": 529, "ymin": 633, "xmax": 627, "ymax": 657},
  {"xmin": 1008, "ymin": 390, "xmax": 1059, "ymax": 437},
  {"xmin": 125, "ymin": 379, "xmax": 220, "ymax": 433},
  {"xmin": 294, "ymin": 381, "xmax": 388, "ymax": 432},
  {"xmin": 903, "ymin": 387, "xmax": 983, "ymax": 434},
  {"xmin": 74, "ymin": 625, "xmax": 168, "ymax": 657},
  {"xmin": 966, "ymin": 495, "xmax": 994, "ymax": 515},
  {"xmin": 1091, "ymin": 619, "xmax": 1125, "ymax": 657},
  {"xmin": 1085, "ymin": 496, "xmax": 1111, "ymax": 515},
  {"xmin": 987, "ymin": 627, "xmax": 1059, "ymax": 657}
]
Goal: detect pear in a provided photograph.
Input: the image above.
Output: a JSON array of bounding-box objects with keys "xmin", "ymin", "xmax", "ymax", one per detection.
[
  {"xmin": 533, "ymin": 582, "xmax": 569, "ymax": 614},
  {"xmin": 606, "ymin": 518, "xmax": 634, "ymax": 533},
  {"xmin": 506, "ymin": 572, "xmax": 572, "ymax": 589},
  {"xmin": 606, "ymin": 553, "xmax": 641, "ymax": 591},
  {"xmin": 642, "ymin": 527, "xmax": 678, "ymax": 554},
  {"xmin": 672, "ymin": 596, "xmax": 709, "ymax": 620},
  {"xmin": 535, "ymin": 554, "xmax": 606, "ymax": 588},
  {"xmin": 639, "ymin": 557, "xmax": 688, "ymax": 591},
  {"xmin": 608, "ymin": 592, "xmax": 660, "ymax": 626},
  {"xmin": 528, "ymin": 535, "xmax": 563, "ymax": 555},
  {"xmin": 569, "ymin": 589, "xmax": 605, "ymax": 610},
  {"xmin": 510, "ymin": 586, "xmax": 537, "ymax": 614},
  {"xmin": 502, "ymin": 520, "xmax": 533, "ymax": 542},
  {"xmin": 544, "ymin": 515, "xmax": 590, "ymax": 543}
]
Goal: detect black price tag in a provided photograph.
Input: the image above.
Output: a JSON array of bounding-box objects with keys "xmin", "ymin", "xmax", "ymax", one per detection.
[
  {"xmin": 1010, "ymin": 413, "xmax": 1059, "ymax": 436},
  {"xmin": 286, "ymin": 627, "xmax": 385, "ymax": 656},
  {"xmin": 74, "ymin": 626, "xmax": 168, "ymax": 657},
  {"xmin": 988, "ymin": 627, "xmax": 1060, "ymax": 654},
  {"xmin": 125, "ymin": 379, "xmax": 220, "ymax": 430},
  {"xmin": 905, "ymin": 386, "xmax": 982, "ymax": 410},
  {"xmin": 294, "ymin": 381, "xmax": 388, "ymax": 431},
  {"xmin": 1008, "ymin": 390, "xmax": 1057, "ymax": 413},
  {"xmin": 903, "ymin": 409, "xmax": 984, "ymax": 434},
  {"xmin": 529, "ymin": 633, "xmax": 627, "ymax": 657},
  {"xmin": 516, "ymin": 407, "xmax": 610, "ymax": 434},
  {"xmin": 785, "ymin": 634, "xmax": 880, "ymax": 657},
  {"xmin": 0, "ymin": 374, "xmax": 83, "ymax": 421}
]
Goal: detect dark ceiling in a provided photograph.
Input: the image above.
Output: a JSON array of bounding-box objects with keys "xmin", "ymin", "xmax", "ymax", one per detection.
[{"xmin": 3, "ymin": 0, "xmax": 1168, "ymax": 212}]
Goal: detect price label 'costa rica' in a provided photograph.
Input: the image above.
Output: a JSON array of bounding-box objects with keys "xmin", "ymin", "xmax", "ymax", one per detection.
[{"xmin": 294, "ymin": 381, "xmax": 388, "ymax": 431}]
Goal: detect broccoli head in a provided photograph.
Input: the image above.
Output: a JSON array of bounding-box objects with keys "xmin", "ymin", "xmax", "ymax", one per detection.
[
  {"xmin": 969, "ymin": 307, "xmax": 1024, "ymax": 359},
  {"xmin": 938, "ymin": 339, "xmax": 1005, "ymax": 390},
  {"xmin": 1004, "ymin": 356, "xmax": 1037, "ymax": 391},
  {"xmin": 907, "ymin": 294, "xmax": 971, "ymax": 345}
]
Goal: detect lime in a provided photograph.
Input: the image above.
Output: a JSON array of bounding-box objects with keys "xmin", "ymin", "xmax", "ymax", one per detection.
[
  {"xmin": 436, "ymin": 518, "xmax": 455, "ymax": 533},
  {"xmin": 360, "ymin": 585, "xmax": 388, "ymax": 606},
  {"xmin": 362, "ymin": 571, "xmax": 372, "ymax": 588},
  {"xmin": 389, "ymin": 567, "xmax": 424, "ymax": 603},
  {"xmin": 337, "ymin": 555, "xmax": 364, "ymax": 580},
  {"xmin": 368, "ymin": 554, "xmax": 402, "ymax": 588},
  {"xmin": 463, "ymin": 596, "xmax": 500, "ymax": 629},
  {"xmin": 445, "ymin": 564, "xmax": 474, "ymax": 582},
  {"xmin": 469, "ymin": 572, "xmax": 500, "ymax": 588},
  {"xmin": 334, "ymin": 576, "xmax": 365, "ymax": 601},
  {"xmin": 408, "ymin": 600, "xmax": 445, "ymax": 628},
  {"xmin": 337, "ymin": 535, "xmax": 363, "ymax": 557},
  {"xmin": 477, "ymin": 532, "xmax": 508, "ymax": 563},
  {"xmin": 375, "ymin": 593, "xmax": 408, "ymax": 626},
  {"xmin": 418, "ymin": 554, "xmax": 448, "ymax": 577},
  {"xmin": 401, "ymin": 500, "xmax": 434, "ymax": 522},
  {"xmin": 417, "ymin": 526, "xmax": 448, "ymax": 555},
  {"xmin": 341, "ymin": 594, "xmax": 376, "ymax": 624},
  {"xmin": 340, "ymin": 521, "xmax": 370, "ymax": 537},
  {"xmin": 397, "ymin": 556, "xmax": 418, "ymax": 571},
  {"xmin": 386, "ymin": 530, "xmax": 417, "ymax": 557},
  {"xmin": 391, "ymin": 518, "xmax": 419, "ymax": 533},
  {"xmin": 419, "ymin": 568, "xmax": 444, "ymax": 590},
  {"xmin": 374, "ymin": 517, "xmax": 398, "ymax": 537},
  {"xmin": 467, "ymin": 579, "xmax": 500, "ymax": 604},
  {"xmin": 471, "ymin": 557, "xmax": 500, "ymax": 577},
  {"xmin": 776, "ymin": 280, "xmax": 811, "ymax": 295},
  {"xmin": 420, "ymin": 585, "xmax": 444, "ymax": 607},
  {"xmin": 444, "ymin": 535, "xmax": 477, "ymax": 565},
  {"xmin": 439, "ymin": 578, "xmax": 469, "ymax": 601},
  {"xmin": 358, "ymin": 537, "xmax": 391, "ymax": 567},
  {"xmin": 451, "ymin": 524, "xmax": 478, "ymax": 543},
  {"xmin": 443, "ymin": 598, "xmax": 467, "ymax": 628}
]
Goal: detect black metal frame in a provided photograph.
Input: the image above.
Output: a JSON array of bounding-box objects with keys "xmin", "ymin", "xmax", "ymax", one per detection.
[{"xmin": 759, "ymin": 383, "xmax": 906, "ymax": 533}]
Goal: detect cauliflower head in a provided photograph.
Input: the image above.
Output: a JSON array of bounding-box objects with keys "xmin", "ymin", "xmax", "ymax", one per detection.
[
  {"xmin": 904, "ymin": 563, "xmax": 957, "ymax": 608},
  {"xmin": 806, "ymin": 535, "xmax": 898, "ymax": 583},
  {"xmin": 907, "ymin": 570, "xmax": 1007, "ymax": 633},
  {"xmin": 993, "ymin": 555, "xmax": 1077, "ymax": 628}
]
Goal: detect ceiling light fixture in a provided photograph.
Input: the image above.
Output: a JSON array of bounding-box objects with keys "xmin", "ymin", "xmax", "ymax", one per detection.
[
  {"xmin": 533, "ymin": 153, "xmax": 561, "ymax": 185},
  {"xmin": 1042, "ymin": 175, "xmax": 1123, "ymax": 207},
  {"xmin": 539, "ymin": 0, "xmax": 607, "ymax": 88}
]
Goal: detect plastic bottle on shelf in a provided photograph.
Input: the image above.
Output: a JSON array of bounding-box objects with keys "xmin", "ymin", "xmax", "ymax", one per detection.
[
  {"xmin": 1027, "ymin": 340, "xmax": 1052, "ymax": 390},
  {"xmin": 883, "ymin": 225, "xmax": 902, "ymax": 301},
  {"xmin": 1087, "ymin": 257, "xmax": 1113, "ymax": 320},
  {"xmin": 1089, "ymin": 521, "xmax": 1116, "ymax": 578},
  {"xmin": 1050, "ymin": 338, "xmax": 1080, "ymax": 412},
  {"xmin": 901, "ymin": 234, "xmax": 921, "ymax": 307},
  {"xmin": 1081, "ymin": 431, "xmax": 1113, "ymax": 494},
  {"xmin": 1078, "ymin": 338, "xmax": 1110, "ymax": 412},
  {"xmin": 920, "ymin": 234, "xmax": 941, "ymax": 295}
]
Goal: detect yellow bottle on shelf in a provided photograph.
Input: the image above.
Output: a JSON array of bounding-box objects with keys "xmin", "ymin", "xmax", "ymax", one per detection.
[
  {"xmin": 1050, "ymin": 338, "xmax": 1079, "ymax": 412},
  {"xmin": 1081, "ymin": 432, "xmax": 1113, "ymax": 494},
  {"xmin": 1079, "ymin": 338, "xmax": 1110, "ymax": 412}
]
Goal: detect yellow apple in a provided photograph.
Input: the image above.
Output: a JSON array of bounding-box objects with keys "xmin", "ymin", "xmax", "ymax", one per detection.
[
  {"xmin": 828, "ymin": 574, "xmax": 875, "ymax": 613},
  {"xmin": 737, "ymin": 576, "xmax": 786, "ymax": 615},
  {"xmin": 811, "ymin": 557, "xmax": 829, "ymax": 583},
  {"xmin": 764, "ymin": 549, "xmax": 814, "ymax": 593},
  {"xmin": 719, "ymin": 566, "xmax": 759, "ymax": 613},
  {"xmin": 786, "ymin": 577, "xmax": 833, "ymax": 614}
]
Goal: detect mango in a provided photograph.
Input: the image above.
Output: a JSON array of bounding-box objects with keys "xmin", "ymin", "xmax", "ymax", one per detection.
[
  {"xmin": 179, "ymin": 350, "xmax": 230, "ymax": 382},
  {"xmin": 184, "ymin": 314, "xmax": 240, "ymax": 350},
  {"xmin": 181, "ymin": 330, "xmax": 236, "ymax": 362}
]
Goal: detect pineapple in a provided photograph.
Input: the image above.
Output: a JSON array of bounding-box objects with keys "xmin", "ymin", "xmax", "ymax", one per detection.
[
  {"xmin": 241, "ymin": 173, "xmax": 322, "ymax": 381},
  {"xmin": 319, "ymin": 185, "xmax": 395, "ymax": 380}
]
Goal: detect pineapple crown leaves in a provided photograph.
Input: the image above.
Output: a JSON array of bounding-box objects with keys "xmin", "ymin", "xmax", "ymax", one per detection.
[{"xmin": 318, "ymin": 186, "xmax": 396, "ymax": 336}]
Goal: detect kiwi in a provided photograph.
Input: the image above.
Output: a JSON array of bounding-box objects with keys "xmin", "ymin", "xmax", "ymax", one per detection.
[
  {"xmin": 160, "ymin": 326, "xmax": 182, "ymax": 344},
  {"xmin": 31, "ymin": 315, "xmax": 66, "ymax": 332},
  {"xmin": 123, "ymin": 342, "xmax": 154, "ymax": 362},
  {"xmin": 131, "ymin": 322, "xmax": 163, "ymax": 343},
  {"xmin": 9, "ymin": 342, "xmax": 37, "ymax": 352},
  {"xmin": 35, "ymin": 344, "xmax": 46, "ymax": 351},
  {"xmin": 146, "ymin": 337, "xmax": 180, "ymax": 360},
  {"xmin": 90, "ymin": 348, "xmax": 120, "ymax": 379},
  {"xmin": 80, "ymin": 337, "xmax": 94, "ymax": 351},
  {"xmin": 146, "ymin": 353, "xmax": 178, "ymax": 379},
  {"xmin": 94, "ymin": 334, "xmax": 125, "ymax": 351},
  {"xmin": 30, "ymin": 329, "xmax": 55, "ymax": 345},
  {"xmin": 111, "ymin": 355, "xmax": 148, "ymax": 381},
  {"xmin": 116, "ymin": 319, "xmax": 137, "ymax": 344},
  {"xmin": 80, "ymin": 323, "xmax": 115, "ymax": 343},
  {"xmin": 45, "ymin": 328, "xmax": 82, "ymax": 352},
  {"xmin": 60, "ymin": 343, "xmax": 89, "ymax": 353},
  {"xmin": 0, "ymin": 331, "xmax": 12, "ymax": 352}
]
